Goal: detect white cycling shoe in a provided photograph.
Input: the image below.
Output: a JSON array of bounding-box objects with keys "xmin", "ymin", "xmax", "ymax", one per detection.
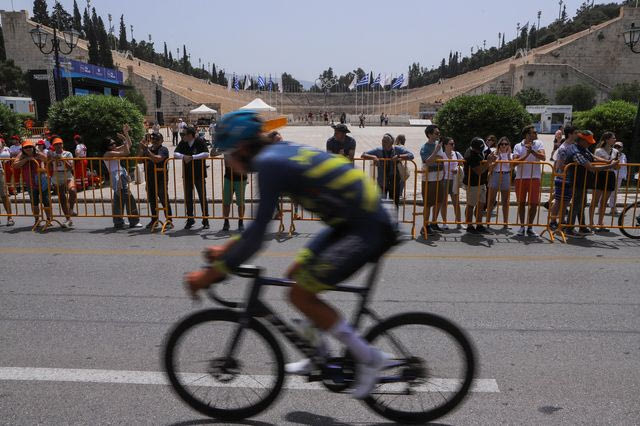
[
  {"xmin": 285, "ymin": 358, "xmax": 314, "ymax": 376},
  {"xmin": 351, "ymin": 348, "xmax": 390, "ymax": 399}
]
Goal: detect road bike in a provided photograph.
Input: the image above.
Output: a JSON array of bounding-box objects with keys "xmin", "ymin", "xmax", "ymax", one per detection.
[
  {"xmin": 618, "ymin": 201, "xmax": 640, "ymax": 239},
  {"xmin": 163, "ymin": 261, "xmax": 476, "ymax": 424}
]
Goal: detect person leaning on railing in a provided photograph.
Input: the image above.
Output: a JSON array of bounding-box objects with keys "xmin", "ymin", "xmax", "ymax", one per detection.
[
  {"xmin": 13, "ymin": 140, "xmax": 52, "ymax": 226},
  {"xmin": 48, "ymin": 137, "xmax": 77, "ymax": 228},
  {"xmin": 174, "ymin": 126, "xmax": 210, "ymax": 230},
  {"xmin": 590, "ymin": 132, "xmax": 620, "ymax": 232},
  {"xmin": 564, "ymin": 130, "xmax": 619, "ymax": 237},
  {"xmin": 138, "ymin": 132, "xmax": 173, "ymax": 230},
  {"xmin": 463, "ymin": 137, "xmax": 497, "ymax": 234},
  {"xmin": 608, "ymin": 141, "xmax": 627, "ymax": 216},
  {"xmin": 0, "ymin": 137, "xmax": 15, "ymax": 226},
  {"xmin": 102, "ymin": 124, "xmax": 142, "ymax": 229},
  {"xmin": 548, "ymin": 126, "xmax": 578, "ymax": 233}
]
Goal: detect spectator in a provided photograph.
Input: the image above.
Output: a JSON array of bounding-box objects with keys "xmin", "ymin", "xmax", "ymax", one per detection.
[
  {"xmin": 209, "ymin": 121, "xmax": 216, "ymax": 142},
  {"xmin": 7, "ymin": 136, "xmax": 22, "ymax": 193},
  {"xmin": 138, "ymin": 133, "xmax": 173, "ymax": 230},
  {"xmin": 174, "ymin": 126, "xmax": 210, "ymax": 230},
  {"xmin": 48, "ymin": 137, "xmax": 77, "ymax": 228},
  {"xmin": 359, "ymin": 112, "xmax": 366, "ymax": 128},
  {"xmin": 548, "ymin": 126, "xmax": 578, "ymax": 232},
  {"xmin": 590, "ymin": 132, "xmax": 619, "ymax": 231},
  {"xmin": 384, "ymin": 113, "xmax": 389, "ymax": 126},
  {"xmin": 13, "ymin": 140, "xmax": 52, "ymax": 226},
  {"xmin": 608, "ymin": 141, "xmax": 627, "ymax": 216},
  {"xmin": 152, "ymin": 122, "xmax": 161, "ymax": 135},
  {"xmin": 380, "ymin": 113, "xmax": 385, "ymax": 126},
  {"xmin": 177, "ymin": 118, "xmax": 187, "ymax": 133},
  {"xmin": 550, "ymin": 126, "xmax": 564, "ymax": 161},
  {"xmin": 485, "ymin": 135, "xmax": 497, "ymax": 153},
  {"xmin": 420, "ymin": 124, "xmax": 447, "ymax": 234},
  {"xmin": 102, "ymin": 124, "xmax": 142, "ymax": 229},
  {"xmin": 395, "ymin": 134, "xmax": 406, "ymax": 146},
  {"xmin": 339, "ymin": 112, "xmax": 346, "ymax": 124},
  {"xmin": 361, "ymin": 133, "xmax": 414, "ymax": 206},
  {"xmin": 326, "ymin": 124, "xmax": 356, "ymax": 161},
  {"xmin": 434, "ymin": 137, "xmax": 463, "ymax": 229},
  {"xmin": 565, "ymin": 130, "xmax": 618, "ymax": 237},
  {"xmin": 0, "ymin": 137, "xmax": 15, "ymax": 226},
  {"xmin": 36, "ymin": 139, "xmax": 47, "ymax": 155},
  {"xmin": 73, "ymin": 134, "xmax": 89, "ymax": 189},
  {"xmin": 463, "ymin": 137, "xmax": 496, "ymax": 234},
  {"xmin": 486, "ymin": 137, "xmax": 513, "ymax": 227},
  {"xmin": 513, "ymin": 125, "xmax": 546, "ymax": 237},
  {"xmin": 171, "ymin": 120, "xmax": 179, "ymax": 146}
]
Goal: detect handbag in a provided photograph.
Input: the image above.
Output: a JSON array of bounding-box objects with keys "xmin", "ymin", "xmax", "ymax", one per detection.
[{"xmin": 395, "ymin": 148, "xmax": 410, "ymax": 182}]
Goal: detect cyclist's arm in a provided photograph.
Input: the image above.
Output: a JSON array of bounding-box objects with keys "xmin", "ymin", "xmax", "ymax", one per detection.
[{"xmin": 216, "ymin": 165, "xmax": 281, "ymax": 273}]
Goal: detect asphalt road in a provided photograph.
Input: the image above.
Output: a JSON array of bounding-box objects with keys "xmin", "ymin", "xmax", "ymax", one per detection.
[{"xmin": 1, "ymin": 217, "xmax": 639, "ymax": 425}]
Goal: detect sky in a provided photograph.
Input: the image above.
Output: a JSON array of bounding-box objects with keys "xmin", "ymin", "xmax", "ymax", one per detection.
[{"xmin": 3, "ymin": 0, "xmax": 621, "ymax": 82}]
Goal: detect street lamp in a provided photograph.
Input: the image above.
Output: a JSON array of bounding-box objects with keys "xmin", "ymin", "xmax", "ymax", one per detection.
[
  {"xmin": 623, "ymin": 22, "xmax": 640, "ymax": 163},
  {"xmin": 30, "ymin": 24, "xmax": 80, "ymax": 102}
]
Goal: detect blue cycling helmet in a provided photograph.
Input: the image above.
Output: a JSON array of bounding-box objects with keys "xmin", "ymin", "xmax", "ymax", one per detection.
[{"xmin": 213, "ymin": 110, "xmax": 263, "ymax": 152}]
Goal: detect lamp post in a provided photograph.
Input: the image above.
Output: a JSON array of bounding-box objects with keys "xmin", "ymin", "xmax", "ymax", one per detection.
[
  {"xmin": 623, "ymin": 22, "xmax": 640, "ymax": 163},
  {"xmin": 30, "ymin": 24, "xmax": 80, "ymax": 102}
]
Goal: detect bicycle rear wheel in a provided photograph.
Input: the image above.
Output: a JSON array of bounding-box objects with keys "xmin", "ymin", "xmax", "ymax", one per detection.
[
  {"xmin": 618, "ymin": 201, "xmax": 640, "ymax": 239},
  {"xmin": 362, "ymin": 312, "xmax": 476, "ymax": 424},
  {"xmin": 163, "ymin": 309, "xmax": 285, "ymax": 421}
]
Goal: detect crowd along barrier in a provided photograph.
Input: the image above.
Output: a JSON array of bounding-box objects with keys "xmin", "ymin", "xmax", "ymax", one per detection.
[{"xmin": 2, "ymin": 155, "xmax": 640, "ymax": 241}]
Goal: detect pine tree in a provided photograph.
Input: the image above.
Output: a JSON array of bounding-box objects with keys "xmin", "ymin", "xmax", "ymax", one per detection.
[
  {"xmin": 97, "ymin": 17, "xmax": 113, "ymax": 68},
  {"xmin": 118, "ymin": 15, "xmax": 128, "ymax": 51},
  {"xmin": 561, "ymin": 5, "xmax": 567, "ymax": 22},
  {"xmin": 51, "ymin": 1, "xmax": 73, "ymax": 30},
  {"xmin": 32, "ymin": 0, "xmax": 50, "ymax": 26},
  {"xmin": 182, "ymin": 45, "xmax": 188, "ymax": 73},
  {"xmin": 217, "ymin": 70, "xmax": 227, "ymax": 86},
  {"xmin": 82, "ymin": 8, "xmax": 91, "ymax": 37},
  {"xmin": 168, "ymin": 51, "xmax": 173, "ymax": 67},
  {"xmin": 163, "ymin": 42, "xmax": 168, "ymax": 64},
  {"xmin": 0, "ymin": 25, "xmax": 5, "ymax": 62},
  {"xmin": 72, "ymin": 0, "xmax": 82, "ymax": 34},
  {"xmin": 211, "ymin": 63, "xmax": 217, "ymax": 83},
  {"xmin": 85, "ymin": 12, "xmax": 100, "ymax": 65}
]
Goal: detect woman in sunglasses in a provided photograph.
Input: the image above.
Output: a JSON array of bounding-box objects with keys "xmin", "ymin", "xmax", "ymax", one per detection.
[{"xmin": 486, "ymin": 137, "xmax": 513, "ymax": 227}]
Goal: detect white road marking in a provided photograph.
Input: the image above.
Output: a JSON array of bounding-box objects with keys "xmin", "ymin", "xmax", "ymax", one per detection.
[{"xmin": 0, "ymin": 367, "xmax": 499, "ymax": 392}]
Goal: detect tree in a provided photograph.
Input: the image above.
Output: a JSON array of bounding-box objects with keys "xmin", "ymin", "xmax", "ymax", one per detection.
[
  {"xmin": 514, "ymin": 88, "xmax": 550, "ymax": 106},
  {"xmin": 118, "ymin": 15, "xmax": 128, "ymax": 51},
  {"xmin": 0, "ymin": 104, "xmax": 24, "ymax": 138},
  {"xmin": 86, "ymin": 23, "xmax": 100, "ymax": 65},
  {"xmin": 610, "ymin": 82, "xmax": 640, "ymax": 105},
  {"xmin": 573, "ymin": 100, "xmax": 638, "ymax": 161},
  {"xmin": 210, "ymin": 63, "xmax": 217, "ymax": 84},
  {"xmin": 0, "ymin": 24, "xmax": 5, "ymax": 62},
  {"xmin": 47, "ymin": 95, "xmax": 145, "ymax": 156},
  {"xmin": 435, "ymin": 95, "xmax": 532, "ymax": 154},
  {"xmin": 32, "ymin": 0, "xmax": 50, "ymax": 26},
  {"xmin": 217, "ymin": 70, "xmax": 227, "ymax": 87},
  {"xmin": 281, "ymin": 72, "xmax": 302, "ymax": 92},
  {"xmin": 97, "ymin": 17, "xmax": 114, "ymax": 68},
  {"xmin": 51, "ymin": 1, "xmax": 73, "ymax": 31},
  {"xmin": 555, "ymin": 84, "xmax": 597, "ymax": 111},
  {"xmin": 0, "ymin": 60, "xmax": 30, "ymax": 96},
  {"xmin": 72, "ymin": 0, "xmax": 82, "ymax": 34},
  {"xmin": 123, "ymin": 80, "xmax": 148, "ymax": 116}
]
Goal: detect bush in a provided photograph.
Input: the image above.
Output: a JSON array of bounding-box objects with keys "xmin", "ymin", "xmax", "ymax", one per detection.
[
  {"xmin": 573, "ymin": 100, "xmax": 636, "ymax": 147},
  {"xmin": 514, "ymin": 88, "xmax": 550, "ymax": 106},
  {"xmin": 555, "ymin": 84, "xmax": 596, "ymax": 111},
  {"xmin": 47, "ymin": 95, "xmax": 145, "ymax": 156},
  {"xmin": 0, "ymin": 103, "xmax": 24, "ymax": 138},
  {"xmin": 610, "ymin": 81, "xmax": 640, "ymax": 105},
  {"xmin": 434, "ymin": 95, "xmax": 532, "ymax": 153}
]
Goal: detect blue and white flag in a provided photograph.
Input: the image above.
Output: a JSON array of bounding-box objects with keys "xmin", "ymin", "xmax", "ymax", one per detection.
[
  {"xmin": 372, "ymin": 73, "xmax": 381, "ymax": 87},
  {"xmin": 257, "ymin": 75, "xmax": 265, "ymax": 89},
  {"xmin": 233, "ymin": 74, "xmax": 240, "ymax": 92},
  {"xmin": 356, "ymin": 74, "xmax": 370, "ymax": 87},
  {"xmin": 268, "ymin": 75, "xmax": 273, "ymax": 91},
  {"xmin": 392, "ymin": 74, "xmax": 404, "ymax": 89}
]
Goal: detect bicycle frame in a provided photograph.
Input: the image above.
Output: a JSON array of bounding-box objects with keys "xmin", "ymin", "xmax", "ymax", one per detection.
[{"xmin": 218, "ymin": 261, "xmax": 395, "ymax": 365}]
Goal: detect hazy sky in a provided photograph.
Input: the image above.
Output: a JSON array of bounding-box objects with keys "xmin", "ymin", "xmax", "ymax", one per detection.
[{"xmin": 4, "ymin": 0, "xmax": 619, "ymax": 81}]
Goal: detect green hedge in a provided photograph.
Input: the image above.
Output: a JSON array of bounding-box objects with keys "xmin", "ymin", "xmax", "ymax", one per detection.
[
  {"xmin": 434, "ymin": 95, "xmax": 532, "ymax": 153},
  {"xmin": 573, "ymin": 100, "xmax": 636, "ymax": 145},
  {"xmin": 47, "ymin": 95, "xmax": 145, "ymax": 156},
  {"xmin": 0, "ymin": 103, "xmax": 24, "ymax": 139}
]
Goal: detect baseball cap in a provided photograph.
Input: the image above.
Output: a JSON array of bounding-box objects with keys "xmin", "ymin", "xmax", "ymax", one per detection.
[
  {"xmin": 52, "ymin": 137, "xmax": 63, "ymax": 145},
  {"xmin": 577, "ymin": 131, "xmax": 596, "ymax": 145},
  {"xmin": 36, "ymin": 139, "xmax": 46, "ymax": 146},
  {"xmin": 22, "ymin": 140, "xmax": 35, "ymax": 148}
]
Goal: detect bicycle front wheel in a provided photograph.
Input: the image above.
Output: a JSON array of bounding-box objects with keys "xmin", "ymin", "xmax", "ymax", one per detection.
[
  {"xmin": 362, "ymin": 312, "xmax": 476, "ymax": 424},
  {"xmin": 163, "ymin": 309, "xmax": 285, "ymax": 421},
  {"xmin": 618, "ymin": 201, "xmax": 640, "ymax": 239}
]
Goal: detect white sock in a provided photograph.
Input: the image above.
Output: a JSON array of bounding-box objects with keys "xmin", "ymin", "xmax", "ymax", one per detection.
[{"xmin": 329, "ymin": 319, "xmax": 373, "ymax": 364}]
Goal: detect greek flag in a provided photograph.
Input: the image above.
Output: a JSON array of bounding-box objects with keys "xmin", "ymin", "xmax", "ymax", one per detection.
[
  {"xmin": 257, "ymin": 75, "xmax": 265, "ymax": 89},
  {"xmin": 372, "ymin": 73, "xmax": 381, "ymax": 87},
  {"xmin": 233, "ymin": 75, "xmax": 240, "ymax": 92},
  {"xmin": 268, "ymin": 75, "xmax": 273, "ymax": 91},
  {"xmin": 356, "ymin": 74, "xmax": 370, "ymax": 87},
  {"xmin": 392, "ymin": 74, "xmax": 404, "ymax": 89}
]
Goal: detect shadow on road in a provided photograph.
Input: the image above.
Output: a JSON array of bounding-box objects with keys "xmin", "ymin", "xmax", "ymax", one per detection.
[{"xmin": 168, "ymin": 418, "xmax": 275, "ymax": 426}]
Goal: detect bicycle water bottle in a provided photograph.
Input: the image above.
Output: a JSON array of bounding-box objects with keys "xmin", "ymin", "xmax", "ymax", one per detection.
[{"xmin": 292, "ymin": 318, "xmax": 329, "ymax": 357}]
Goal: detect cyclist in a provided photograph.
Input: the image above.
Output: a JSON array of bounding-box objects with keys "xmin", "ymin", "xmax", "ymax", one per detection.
[{"xmin": 185, "ymin": 110, "xmax": 396, "ymax": 399}]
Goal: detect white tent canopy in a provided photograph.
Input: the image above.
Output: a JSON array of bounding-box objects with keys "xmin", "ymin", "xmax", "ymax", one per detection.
[
  {"xmin": 239, "ymin": 98, "xmax": 276, "ymax": 112},
  {"xmin": 190, "ymin": 104, "xmax": 217, "ymax": 114}
]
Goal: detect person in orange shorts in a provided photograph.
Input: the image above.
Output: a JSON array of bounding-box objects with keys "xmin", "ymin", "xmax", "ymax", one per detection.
[{"xmin": 513, "ymin": 125, "xmax": 546, "ymax": 237}]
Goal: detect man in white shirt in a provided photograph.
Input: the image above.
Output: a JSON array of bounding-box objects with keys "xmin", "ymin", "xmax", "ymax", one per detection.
[
  {"xmin": 513, "ymin": 125, "xmax": 546, "ymax": 237},
  {"xmin": 419, "ymin": 125, "xmax": 448, "ymax": 234},
  {"xmin": 48, "ymin": 137, "xmax": 77, "ymax": 228}
]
